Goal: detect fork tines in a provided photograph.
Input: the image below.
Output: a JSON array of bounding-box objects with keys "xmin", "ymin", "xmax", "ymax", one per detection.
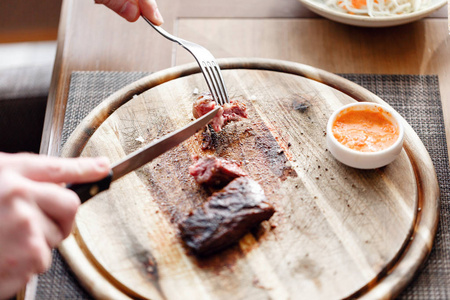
[
  {"xmin": 201, "ymin": 61, "xmax": 229, "ymax": 106},
  {"xmin": 142, "ymin": 16, "xmax": 229, "ymax": 106}
]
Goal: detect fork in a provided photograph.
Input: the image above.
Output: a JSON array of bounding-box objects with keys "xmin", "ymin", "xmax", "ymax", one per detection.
[{"xmin": 142, "ymin": 16, "xmax": 229, "ymax": 106}]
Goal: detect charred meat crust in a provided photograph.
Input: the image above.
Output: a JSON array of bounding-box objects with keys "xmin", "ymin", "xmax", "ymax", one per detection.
[{"xmin": 179, "ymin": 177, "xmax": 275, "ymax": 256}]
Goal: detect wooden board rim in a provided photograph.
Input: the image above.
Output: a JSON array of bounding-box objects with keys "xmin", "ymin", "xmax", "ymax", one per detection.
[{"xmin": 59, "ymin": 57, "xmax": 440, "ymax": 299}]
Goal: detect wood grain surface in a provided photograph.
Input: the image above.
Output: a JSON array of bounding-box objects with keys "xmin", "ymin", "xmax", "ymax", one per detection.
[
  {"xmin": 59, "ymin": 58, "xmax": 439, "ymax": 299},
  {"xmin": 174, "ymin": 18, "xmax": 450, "ymax": 157},
  {"xmin": 40, "ymin": 0, "xmax": 450, "ymax": 159}
]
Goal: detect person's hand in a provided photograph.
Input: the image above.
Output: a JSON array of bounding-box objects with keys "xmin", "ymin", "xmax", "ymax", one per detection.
[
  {"xmin": 0, "ymin": 153, "xmax": 110, "ymax": 300},
  {"xmin": 94, "ymin": 0, "xmax": 164, "ymax": 24}
]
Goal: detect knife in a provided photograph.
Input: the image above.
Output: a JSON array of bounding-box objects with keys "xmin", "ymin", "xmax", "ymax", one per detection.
[{"xmin": 67, "ymin": 107, "xmax": 220, "ymax": 203}]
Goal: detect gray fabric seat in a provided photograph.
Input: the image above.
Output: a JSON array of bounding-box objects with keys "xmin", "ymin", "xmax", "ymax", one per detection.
[{"xmin": 0, "ymin": 42, "xmax": 55, "ymax": 153}]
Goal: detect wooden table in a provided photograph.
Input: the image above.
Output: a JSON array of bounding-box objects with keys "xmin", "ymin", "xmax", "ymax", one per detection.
[
  {"xmin": 40, "ymin": 0, "xmax": 450, "ymax": 157},
  {"xmin": 33, "ymin": 0, "xmax": 450, "ymax": 298}
]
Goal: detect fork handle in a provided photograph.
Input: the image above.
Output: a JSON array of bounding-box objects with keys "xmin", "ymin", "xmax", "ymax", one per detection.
[{"xmin": 142, "ymin": 15, "xmax": 186, "ymax": 46}]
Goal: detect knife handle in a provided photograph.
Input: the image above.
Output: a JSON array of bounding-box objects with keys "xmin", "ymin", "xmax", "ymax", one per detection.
[{"xmin": 66, "ymin": 171, "xmax": 113, "ymax": 203}]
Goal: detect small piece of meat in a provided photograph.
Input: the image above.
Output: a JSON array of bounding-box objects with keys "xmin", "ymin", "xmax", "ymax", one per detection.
[
  {"xmin": 193, "ymin": 93, "xmax": 225, "ymax": 132},
  {"xmin": 189, "ymin": 155, "xmax": 247, "ymax": 187},
  {"xmin": 222, "ymin": 100, "xmax": 248, "ymax": 122},
  {"xmin": 192, "ymin": 93, "xmax": 220, "ymax": 118},
  {"xmin": 179, "ymin": 177, "xmax": 275, "ymax": 256},
  {"xmin": 192, "ymin": 93, "xmax": 247, "ymax": 132}
]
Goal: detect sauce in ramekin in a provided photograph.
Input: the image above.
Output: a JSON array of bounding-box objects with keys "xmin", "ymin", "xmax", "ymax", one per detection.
[{"xmin": 332, "ymin": 106, "xmax": 399, "ymax": 152}]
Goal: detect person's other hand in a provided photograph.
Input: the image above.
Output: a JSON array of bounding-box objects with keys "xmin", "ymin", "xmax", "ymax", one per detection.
[
  {"xmin": 94, "ymin": 0, "xmax": 164, "ymax": 24},
  {"xmin": 0, "ymin": 153, "xmax": 110, "ymax": 299}
]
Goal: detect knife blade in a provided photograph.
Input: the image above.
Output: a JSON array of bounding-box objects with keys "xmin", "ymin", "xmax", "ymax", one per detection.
[{"xmin": 67, "ymin": 107, "xmax": 220, "ymax": 203}]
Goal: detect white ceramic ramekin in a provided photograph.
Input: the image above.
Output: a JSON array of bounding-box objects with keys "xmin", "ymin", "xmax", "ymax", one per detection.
[{"xmin": 326, "ymin": 102, "xmax": 405, "ymax": 169}]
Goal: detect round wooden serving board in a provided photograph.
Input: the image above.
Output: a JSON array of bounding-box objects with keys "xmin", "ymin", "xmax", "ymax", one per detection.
[{"xmin": 60, "ymin": 58, "xmax": 439, "ymax": 300}]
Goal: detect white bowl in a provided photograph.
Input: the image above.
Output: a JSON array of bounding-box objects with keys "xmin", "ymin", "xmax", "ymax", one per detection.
[
  {"xmin": 326, "ymin": 102, "xmax": 405, "ymax": 169},
  {"xmin": 298, "ymin": 0, "xmax": 447, "ymax": 27}
]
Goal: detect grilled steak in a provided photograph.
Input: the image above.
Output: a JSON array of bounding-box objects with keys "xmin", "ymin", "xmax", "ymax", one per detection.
[
  {"xmin": 189, "ymin": 155, "xmax": 247, "ymax": 187},
  {"xmin": 193, "ymin": 93, "xmax": 225, "ymax": 132},
  {"xmin": 223, "ymin": 100, "xmax": 248, "ymax": 122},
  {"xmin": 193, "ymin": 93, "xmax": 248, "ymax": 132},
  {"xmin": 179, "ymin": 177, "xmax": 275, "ymax": 256}
]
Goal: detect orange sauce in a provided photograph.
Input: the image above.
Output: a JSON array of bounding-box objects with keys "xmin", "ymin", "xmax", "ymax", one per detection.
[{"xmin": 332, "ymin": 107, "xmax": 399, "ymax": 152}]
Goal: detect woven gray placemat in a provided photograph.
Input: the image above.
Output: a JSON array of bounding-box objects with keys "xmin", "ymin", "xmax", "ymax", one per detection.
[
  {"xmin": 37, "ymin": 71, "xmax": 150, "ymax": 300},
  {"xmin": 36, "ymin": 71, "xmax": 449, "ymax": 299}
]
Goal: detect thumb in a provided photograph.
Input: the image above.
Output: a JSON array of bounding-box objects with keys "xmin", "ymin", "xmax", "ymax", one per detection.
[
  {"xmin": 95, "ymin": 0, "xmax": 140, "ymax": 22},
  {"xmin": 139, "ymin": 0, "xmax": 164, "ymax": 25}
]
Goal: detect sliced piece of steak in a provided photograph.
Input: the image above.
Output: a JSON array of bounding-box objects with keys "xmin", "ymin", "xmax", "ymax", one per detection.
[
  {"xmin": 192, "ymin": 93, "xmax": 247, "ymax": 132},
  {"xmin": 179, "ymin": 177, "xmax": 275, "ymax": 256},
  {"xmin": 222, "ymin": 99, "xmax": 248, "ymax": 122},
  {"xmin": 193, "ymin": 93, "xmax": 225, "ymax": 132},
  {"xmin": 189, "ymin": 155, "xmax": 247, "ymax": 187}
]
